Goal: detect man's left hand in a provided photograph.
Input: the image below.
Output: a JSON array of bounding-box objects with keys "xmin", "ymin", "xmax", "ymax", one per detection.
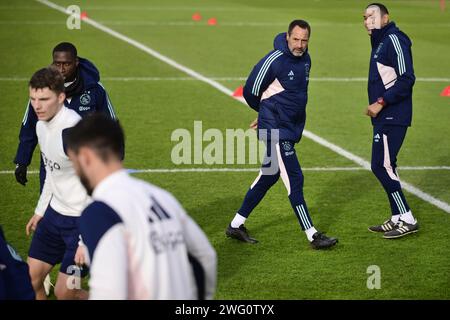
[
  {"xmin": 74, "ymin": 245, "xmax": 86, "ymax": 267},
  {"xmin": 365, "ymin": 102, "xmax": 384, "ymax": 118}
]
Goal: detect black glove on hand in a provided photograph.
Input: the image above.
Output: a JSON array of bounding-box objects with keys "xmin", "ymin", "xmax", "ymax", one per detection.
[{"xmin": 15, "ymin": 164, "xmax": 28, "ymax": 186}]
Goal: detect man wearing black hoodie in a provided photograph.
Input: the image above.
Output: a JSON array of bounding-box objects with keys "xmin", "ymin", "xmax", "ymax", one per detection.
[
  {"xmin": 14, "ymin": 42, "xmax": 118, "ymax": 191},
  {"xmin": 226, "ymin": 20, "xmax": 338, "ymax": 249}
]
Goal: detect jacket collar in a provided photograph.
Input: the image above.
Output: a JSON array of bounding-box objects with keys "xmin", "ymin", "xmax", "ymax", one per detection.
[{"xmin": 370, "ymin": 21, "xmax": 397, "ymax": 48}]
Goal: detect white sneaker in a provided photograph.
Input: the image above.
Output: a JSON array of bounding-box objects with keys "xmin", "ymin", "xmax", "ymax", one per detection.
[{"xmin": 43, "ymin": 274, "xmax": 54, "ymax": 296}]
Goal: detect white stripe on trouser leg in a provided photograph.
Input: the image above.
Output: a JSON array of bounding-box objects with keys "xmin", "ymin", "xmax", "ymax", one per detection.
[
  {"xmin": 300, "ymin": 204, "xmax": 312, "ymax": 229},
  {"xmin": 391, "ymin": 192, "xmax": 403, "ymax": 214},
  {"xmin": 275, "ymin": 143, "xmax": 291, "ymax": 195},
  {"xmin": 296, "ymin": 206, "xmax": 308, "ymax": 229},
  {"xmin": 392, "ymin": 192, "xmax": 406, "ymax": 214},
  {"xmin": 250, "ymin": 170, "xmax": 263, "ymax": 189},
  {"xmin": 383, "ymin": 134, "xmax": 400, "ymax": 181},
  {"xmin": 394, "ymin": 191, "xmax": 407, "ymax": 213}
]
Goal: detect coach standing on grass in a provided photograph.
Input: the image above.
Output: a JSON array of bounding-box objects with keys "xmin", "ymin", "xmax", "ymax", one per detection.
[
  {"xmin": 363, "ymin": 3, "xmax": 419, "ymax": 238},
  {"xmin": 225, "ymin": 20, "xmax": 338, "ymax": 249},
  {"xmin": 13, "ymin": 42, "xmax": 119, "ymax": 192}
]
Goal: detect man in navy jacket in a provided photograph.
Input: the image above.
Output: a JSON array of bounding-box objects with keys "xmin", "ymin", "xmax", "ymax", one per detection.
[
  {"xmin": 14, "ymin": 42, "xmax": 117, "ymax": 191},
  {"xmin": 226, "ymin": 20, "xmax": 338, "ymax": 249},
  {"xmin": 364, "ymin": 3, "xmax": 419, "ymax": 238},
  {"xmin": 0, "ymin": 226, "xmax": 35, "ymax": 300}
]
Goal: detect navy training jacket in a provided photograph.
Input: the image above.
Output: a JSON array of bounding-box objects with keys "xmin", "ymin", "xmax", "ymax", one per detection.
[
  {"xmin": 243, "ymin": 32, "xmax": 311, "ymax": 143},
  {"xmin": 368, "ymin": 22, "xmax": 415, "ymax": 126},
  {"xmin": 0, "ymin": 227, "xmax": 35, "ymax": 300},
  {"xmin": 14, "ymin": 57, "xmax": 117, "ymax": 166}
]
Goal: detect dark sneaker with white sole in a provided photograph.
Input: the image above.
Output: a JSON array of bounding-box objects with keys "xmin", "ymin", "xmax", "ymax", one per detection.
[
  {"xmin": 368, "ymin": 219, "xmax": 397, "ymax": 233},
  {"xmin": 383, "ymin": 219, "xmax": 419, "ymax": 239},
  {"xmin": 310, "ymin": 232, "xmax": 338, "ymax": 250},
  {"xmin": 226, "ymin": 224, "xmax": 258, "ymax": 244}
]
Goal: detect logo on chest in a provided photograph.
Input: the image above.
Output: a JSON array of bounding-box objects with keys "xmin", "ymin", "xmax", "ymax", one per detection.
[
  {"xmin": 374, "ymin": 42, "xmax": 384, "ymax": 59},
  {"xmin": 305, "ymin": 63, "xmax": 310, "ymax": 81},
  {"xmin": 41, "ymin": 152, "xmax": 61, "ymax": 171},
  {"xmin": 288, "ymin": 70, "xmax": 295, "ymax": 80},
  {"xmin": 80, "ymin": 92, "xmax": 91, "ymax": 106}
]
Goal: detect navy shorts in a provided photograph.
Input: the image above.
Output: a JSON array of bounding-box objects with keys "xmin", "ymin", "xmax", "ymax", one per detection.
[{"xmin": 28, "ymin": 205, "xmax": 87, "ymax": 277}]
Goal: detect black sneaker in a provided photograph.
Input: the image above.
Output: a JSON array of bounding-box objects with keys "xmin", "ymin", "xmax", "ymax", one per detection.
[
  {"xmin": 383, "ymin": 219, "xmax": 419, "ymax": 239},
  {"xmin": 310, "ymin": 232, "xmax": 338, "ymax": 250},
  {"xmin": 368, "ymin": 219, "xmax": 397, "ymax": 233},
  {"xmin": 225, "ymin": 224, "xmax": 258, "ymax": 244}
]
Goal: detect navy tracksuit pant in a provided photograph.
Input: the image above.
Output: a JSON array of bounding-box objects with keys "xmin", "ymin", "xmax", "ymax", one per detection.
[
  {"xmin": 371, "ymin": 124, "xmax": 411, "ymax": 216},
  {"xmin": 237, "ymin": 140, "xmax": 314, "ymax": 231}
]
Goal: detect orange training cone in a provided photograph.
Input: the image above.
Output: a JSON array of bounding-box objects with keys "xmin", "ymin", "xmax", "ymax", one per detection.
[
  {"xmin": 232, "ymin": 86, "xmax": 243, "ymax": 97},
  {"xmin": 192, "ymin": 13, "xmax": 201, "ymax": 21},
  {"xmin": 440, "ymin": 86, "xmax": 450, "ymax": 97},
  {"xmin": 207, "ymin": 17, "xmax": 217, "ymax": 26},
  {"xmin": 80, "ymin": 11, "xmax": 88, "ymax": 20}
]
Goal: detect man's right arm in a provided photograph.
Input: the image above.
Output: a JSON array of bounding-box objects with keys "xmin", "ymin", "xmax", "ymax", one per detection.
[
  {"xmin": 78, "ymin": 202, "xmax": 127, "ymax": 300},
  {"xmin": 34, "ymin": 164, "xmax": 51, "ymax": 217},
  {"xmin": 243, "ymin": 50, "xmax": 280, "ymax": 111},
  {"xmin": 14, "ymin": 101, "xmax": 38, "ymax": 185}
]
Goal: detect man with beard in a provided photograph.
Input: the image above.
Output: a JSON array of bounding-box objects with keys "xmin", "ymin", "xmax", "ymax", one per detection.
[
  {"xmin": 25, "ymin": 67, "xmax": 89, "ymax": 300},
  {"xmin": 14, "ymin": 42, "xmax": 118, "ymax": 192},
  {"xmin": 66, "ymin": 114, "xmax": 217, "ymax": 300},
  {"xmin": 225, "ymin": 20, "xmax": 338, "ymax": 249}
]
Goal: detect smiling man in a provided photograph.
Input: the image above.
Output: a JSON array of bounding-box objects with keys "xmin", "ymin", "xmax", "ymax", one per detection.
[{"xmin": 14, "ymin": 42, "xmax": 117, "ymax": 191}]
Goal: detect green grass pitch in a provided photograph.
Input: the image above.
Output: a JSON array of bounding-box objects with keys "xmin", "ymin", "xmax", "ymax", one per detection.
[{"xmin": 0, "ymin": 0, "xmax": 449, "ymax": 299}]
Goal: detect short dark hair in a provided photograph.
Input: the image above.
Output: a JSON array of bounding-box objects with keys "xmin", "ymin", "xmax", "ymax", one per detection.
[
  {"xmin": 288, "ymin": 20, "xmax": 311, "ymax": 37},
  {"xmin": 52, "ymin": 42, "xmax": 78, "ymax": 59},
  {"xmin": 366, "ymin": 3, "xmax": 389, "ymax": 15},
  {"xmin": 29, "ymin": 67, "xmax": 65, "ymax": 95},
  {"xmin": 66, "ymin": 114, "xmax": 124, "ymax": 162}
]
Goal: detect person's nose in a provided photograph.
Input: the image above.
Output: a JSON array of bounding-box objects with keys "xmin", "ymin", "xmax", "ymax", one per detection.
[{"xmin": 34, "ymin": 101, "xmax": 41, "ymax": 111}]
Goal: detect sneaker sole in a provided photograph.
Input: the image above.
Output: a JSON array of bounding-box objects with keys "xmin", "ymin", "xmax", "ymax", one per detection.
[
  {"xmin": 225, "ymin": 231, "xmax": 258, "ymax": 244},
  {"xmin": 368, "ymin": 228, "xmax": 385, "ymax": 233},
  {"xmin": 383, "ymin": 229, "xmax": 419, "ymax": 239}
]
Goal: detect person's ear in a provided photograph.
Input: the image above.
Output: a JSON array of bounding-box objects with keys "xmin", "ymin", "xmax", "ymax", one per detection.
[
  {"xmin": 382, "ymin": 14, "xmax": 389, "ymax": 25},
  {"xmin": 58, "ymin": 92, "xmax": 66, "ymax": 104},
  {"xmin": 75, "ymin": 57, "xmax": 79, "ymax": 67},
  {"xmin": 78, "ymin": 147, "xmax": 91, "ymax": 169}
]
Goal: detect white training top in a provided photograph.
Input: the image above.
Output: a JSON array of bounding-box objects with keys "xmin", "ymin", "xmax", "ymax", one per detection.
[
  {"xmin": 80, "ymin": 170, "xmax": 217, "ymax": 300},
  {"xmin": 35, "ymin": 106, "xmax": 89, "ymax": 217}
]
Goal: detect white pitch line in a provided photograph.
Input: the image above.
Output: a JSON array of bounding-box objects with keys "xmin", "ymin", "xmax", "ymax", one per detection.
[
  {"xmin": 1, "ymin": 76, "xmax": 449, "ymax": 82},
  {"xmin": 1, "ymin": 166, "xmax": 450, "ymax": 175},
  {"xmin": 35, "ymin": 0, "xmax": 450, "ymax": 214},
  {"xmin": 0, "ymin": 6, "xmax": 275, "ymax": 12}
]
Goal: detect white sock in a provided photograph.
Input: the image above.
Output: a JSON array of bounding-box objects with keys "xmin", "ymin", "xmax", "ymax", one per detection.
[
  {"xmin": 390, "ymin": 214, "xmax": 400, "ymax": 224},
  {"xmin": 400, "ymin": 210, "xmax": 416, "ymax": 224},
  {"xmin": 231, "ymin": 213, "xmax": 246, "ymax": 228},
  {"xmin": 305, "ymin": 227, "xmax": 318, "ymax": 242}
]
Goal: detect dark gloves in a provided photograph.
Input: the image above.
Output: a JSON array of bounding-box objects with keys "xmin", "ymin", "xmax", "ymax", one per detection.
[{"xmin": 15, "ymin": 164, "xmax": 28, "ymax": 186}]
